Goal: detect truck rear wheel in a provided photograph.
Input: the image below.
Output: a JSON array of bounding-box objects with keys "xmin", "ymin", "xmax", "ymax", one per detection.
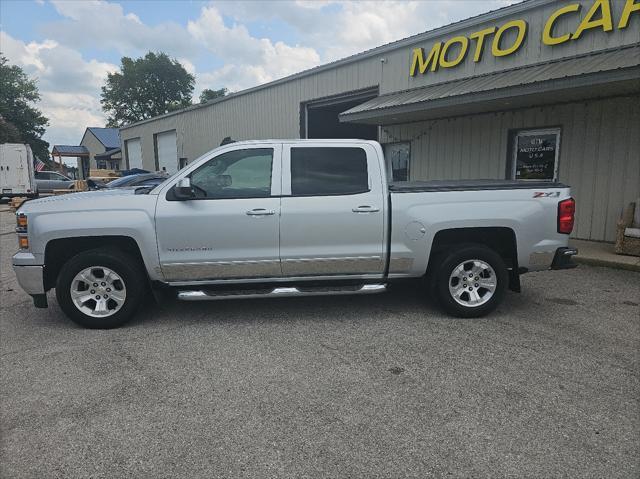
[
  {"xmin": 432, "ymin": 245, "xmax": 507, "ymax": 318},
  {"xmin": 55, "ymin": 248, "xmax": 146, "ymax": 329}
]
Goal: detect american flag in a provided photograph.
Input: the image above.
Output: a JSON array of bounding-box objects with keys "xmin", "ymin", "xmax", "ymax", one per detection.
[{"xmin": 34, "ymin": 158, "xmax": 46, "ymax": 172}]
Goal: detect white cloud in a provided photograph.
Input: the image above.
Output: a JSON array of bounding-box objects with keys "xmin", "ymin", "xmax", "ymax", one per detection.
[
  {"xmin": 45, "ymin": 0, "xmax": 193, "ymax": 58},
  {"xmin": 1, "ymin": 32, "xmax": 57, "ymax": 72},
  {"xmin": 216, "ymin": 1, "xmax": 517, "ymax": 60},
  {"xmin": 188, "ymin": 5, "xmax": 321, "ymax": 91},
  {"xmin": 193, "ymin": 0, "xmax": 516, "ymax": 89},
  {"xmin": 178, "ymin": 58, "xmax": 196, "ymax": 76},
  {"xmin": 1, "ymin": 31, "xmax": 117, "ymax": 146},
  {"xmin": 35, "ymin": 2, "xmax": 324, "ymax": 102},
  {"xmin": 41, "ymin": 93, "xmax": 106, "ymax": 144}
]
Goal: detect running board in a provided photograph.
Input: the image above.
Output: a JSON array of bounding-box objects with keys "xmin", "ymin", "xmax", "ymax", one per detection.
[{"xmin": 177, "ymin": 283, "xmax": 387, "ymax": 301}]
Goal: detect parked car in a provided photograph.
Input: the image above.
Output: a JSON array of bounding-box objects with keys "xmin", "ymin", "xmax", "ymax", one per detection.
[
  {"xmin": 35, "ymin": 170, "xmax": 74, "ymax": 193},
  {"xmin": 0, "ymin": 143, "xmax": 38, "ymax": 199},
  {"xmin": 106, "ymin": 173, "xmax": 167, "ymax": 189},
  {"xmin": 13, "ymin": 139, "xmax": 577, "ymax": 329}
]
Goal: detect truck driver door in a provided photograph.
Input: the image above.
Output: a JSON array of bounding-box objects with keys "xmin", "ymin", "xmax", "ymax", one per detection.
[{"xmin": 155, "ymin": 144, "xmax": 282, "ymax": 282}]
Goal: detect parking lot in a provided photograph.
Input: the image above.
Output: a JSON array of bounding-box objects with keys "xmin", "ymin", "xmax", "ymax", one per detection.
[{"xmin": 1, "ymin": 207, "xmax": 638, "ymax": 478}]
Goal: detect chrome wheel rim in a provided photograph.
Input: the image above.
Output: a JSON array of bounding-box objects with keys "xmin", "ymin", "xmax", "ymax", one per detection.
[
  {"xmin": 70, "ymin": 266, "xmax": 126, "ymax": 318},
  {"xmin": 448, "ymin": 259, "xmax": 497, "ymax": 308}
]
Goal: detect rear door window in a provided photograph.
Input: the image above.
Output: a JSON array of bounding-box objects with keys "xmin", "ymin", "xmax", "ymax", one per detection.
[{"xmin": 290, "ymin": 147, "xmax": 368, "ymax": 196}]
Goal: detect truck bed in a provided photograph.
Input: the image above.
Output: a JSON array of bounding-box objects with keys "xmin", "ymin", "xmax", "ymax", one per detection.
[{"xmin": 389, "ymin": 179, "xmax": 569, "ymax": 193}]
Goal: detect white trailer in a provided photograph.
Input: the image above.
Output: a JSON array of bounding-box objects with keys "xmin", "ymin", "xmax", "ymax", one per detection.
[{"xmin": 0, "ymin": 143, "xmax": 38, "ymax": 199}]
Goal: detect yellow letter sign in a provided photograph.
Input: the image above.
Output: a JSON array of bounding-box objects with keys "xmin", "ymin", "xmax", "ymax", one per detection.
[
  {"xmin": 543, "ymin": 4, "xmax": 581, "ymax": 45},
  {"xmin": 409, "ymin": 0, "xmax": 636, "ymax": 77},
  {"xmin": 492, "ymin": 20, "xmax": 528, "ymax": 57},
  {"xmin": 439, "ymin": 36, "xmax": 469, "ymax": 68},
  {"xmin": 572, "ymin": 0, "xmax": 613, "ymax": 39},
  {"xmin": 618, "ymin": 0, "xmax": 640, "ymax": 29},
  {"xmin": 410, "ymin": 44, "xmax": 442, "ymax": 76}
]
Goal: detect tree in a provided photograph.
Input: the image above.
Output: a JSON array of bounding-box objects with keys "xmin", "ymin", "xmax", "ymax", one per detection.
[
  {"xmin": 200, "ymin": 87, "xmax": 228, "ymax": 103},
  {"xmin": 101, "ymin": 52, "xmax": 195, "ymax": 127},
  {"xmin": 0, "ymin": 115, "xmax": 21, "ymax": 143},
  {"xmin": 0, "ymin": 56, "xmax": 50, "ymax": 160}
]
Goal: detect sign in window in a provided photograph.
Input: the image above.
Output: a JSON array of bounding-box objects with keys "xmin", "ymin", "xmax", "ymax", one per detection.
[
  {"xmin": 384, "ymin": 142, "xmax": 410, "ymax": 182},
  {"xmin": 512, "ymin": 128, "xmax": 560, "ymax": 181}
]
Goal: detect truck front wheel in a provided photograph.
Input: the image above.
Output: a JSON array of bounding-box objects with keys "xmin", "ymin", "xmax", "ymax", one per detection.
[
  {"xmin": 433, "ymin": 245, "xmax": 508, "ymax": 318},
  {"xmin": 55, "ymin": 248, "xmax": 146, "ymax": 329}
]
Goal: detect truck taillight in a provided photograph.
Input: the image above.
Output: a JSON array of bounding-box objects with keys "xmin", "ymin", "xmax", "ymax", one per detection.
[{"xmin": 558, "ymin": 198, "xmax": 575, "ymax": 234}]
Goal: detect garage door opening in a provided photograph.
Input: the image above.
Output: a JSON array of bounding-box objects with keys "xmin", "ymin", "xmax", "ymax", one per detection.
[
  {"xmin": 125, "ymin": 138, "xmax": 143, "ymax": 170},
  {"xmin": 302, "ymin": 88, "xmax": 378, "ymax": 140},
  {"xmin": 154, "ymin": 130, "xmax": 178, "ymax": 174}
]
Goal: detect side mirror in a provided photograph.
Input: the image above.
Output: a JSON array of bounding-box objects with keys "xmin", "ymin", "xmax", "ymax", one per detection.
[{"xmin": 174, "ymin": 177, "xmax": 194, "ymax": 200}]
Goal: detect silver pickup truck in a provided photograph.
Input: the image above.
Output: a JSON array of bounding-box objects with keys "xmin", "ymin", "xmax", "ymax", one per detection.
[{"xmin": 13, "ymin": 140, "xmax": 577, "ymax": 328}]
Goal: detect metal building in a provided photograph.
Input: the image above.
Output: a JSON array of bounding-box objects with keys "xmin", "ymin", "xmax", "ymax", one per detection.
[{"xmin": 119, "ymin": 0, "xmax": 640, "ymax": 242}]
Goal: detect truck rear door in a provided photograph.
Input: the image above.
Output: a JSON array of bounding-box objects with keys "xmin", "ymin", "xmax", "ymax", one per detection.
[{"xmin": 280, "ymin": 143, "xmax": 386, "ymax": 277}]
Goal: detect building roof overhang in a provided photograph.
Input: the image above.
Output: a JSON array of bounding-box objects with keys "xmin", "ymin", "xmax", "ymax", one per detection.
[
  {"xmin": 94, "ymin": 147, "xmax": 122, "ymax": 161},
  {"xmin": 51, "ymin": 145, "xmax": 90, "ymax": 157},
  {"xmin": 339, "ymin": 45, "xmax": 640, "ymax": 125}
]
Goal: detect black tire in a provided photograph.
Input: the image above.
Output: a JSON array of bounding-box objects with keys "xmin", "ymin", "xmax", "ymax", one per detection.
[
  {"xmin": 55, "ymin": 248, "xmax": 146, "ymax": 329},
  {"xmin": 432, "ymin": 244, "xmax": 508, "ymax": 318}
]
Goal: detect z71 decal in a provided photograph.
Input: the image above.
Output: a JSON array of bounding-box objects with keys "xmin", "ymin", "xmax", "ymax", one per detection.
[{"xmin": 533, "ymin": 191, "xmax": 561, "ymax": 198}]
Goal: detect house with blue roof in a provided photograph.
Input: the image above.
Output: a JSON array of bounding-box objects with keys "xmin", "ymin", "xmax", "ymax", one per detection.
[
  {"xmin": 80, "ymin": 127, "xmax": 122, "ymax": 172},
  {"xmin": 52, "ymin": 127, "xmax": 122, "ymax": 179}
]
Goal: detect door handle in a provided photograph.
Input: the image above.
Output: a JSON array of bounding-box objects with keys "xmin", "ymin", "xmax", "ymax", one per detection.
[
  {"xmin": 352, "ymin": 205, "xmax": 380, "ymax": 213},
  {"xmin": 246, "ymin": 208, "xmax": 275, "ymax": 216}
]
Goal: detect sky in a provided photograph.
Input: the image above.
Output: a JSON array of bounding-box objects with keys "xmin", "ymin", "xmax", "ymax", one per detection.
[{"xmin": 1, "ymin": 0, "xmax": 516, "ymax": 148}]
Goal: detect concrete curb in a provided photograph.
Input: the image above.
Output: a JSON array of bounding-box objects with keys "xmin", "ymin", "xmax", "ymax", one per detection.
[{"xmin": 574, "ymin": 256, "xmax": 640, "ymax": 273}]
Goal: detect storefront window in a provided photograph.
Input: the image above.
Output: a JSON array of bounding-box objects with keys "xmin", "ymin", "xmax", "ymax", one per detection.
[
  {"xmin": 511, "ymin": 128, "xmax": 561, "ymax": 181},
  {"xmin": 384, "ymin": 142, "xmax": 410, "ymax": 182}
]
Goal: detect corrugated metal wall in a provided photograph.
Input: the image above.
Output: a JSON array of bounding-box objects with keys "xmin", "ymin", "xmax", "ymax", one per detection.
[
  {"xmin": 380, "ymin": 95, "xmax": 640, "ymax": 242},
  {"xmin": 122, "ymin": 61, "xmax": 383, "ymax": 169}
]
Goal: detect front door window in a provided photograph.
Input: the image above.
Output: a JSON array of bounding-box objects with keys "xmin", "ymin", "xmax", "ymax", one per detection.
[{"xmin": 190, "ymin": 148, "xmax": 273, "ymax": 199}]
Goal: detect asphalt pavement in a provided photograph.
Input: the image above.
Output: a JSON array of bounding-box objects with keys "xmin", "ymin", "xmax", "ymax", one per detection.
[{"xmin": 1, "ymin": 208, "xmax": 639, "ymax": 478}]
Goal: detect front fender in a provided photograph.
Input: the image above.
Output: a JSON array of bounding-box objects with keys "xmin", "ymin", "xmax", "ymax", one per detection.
[{"xmin": 28, "ymin": 210, "xmax": 162, "ymax": 281}]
